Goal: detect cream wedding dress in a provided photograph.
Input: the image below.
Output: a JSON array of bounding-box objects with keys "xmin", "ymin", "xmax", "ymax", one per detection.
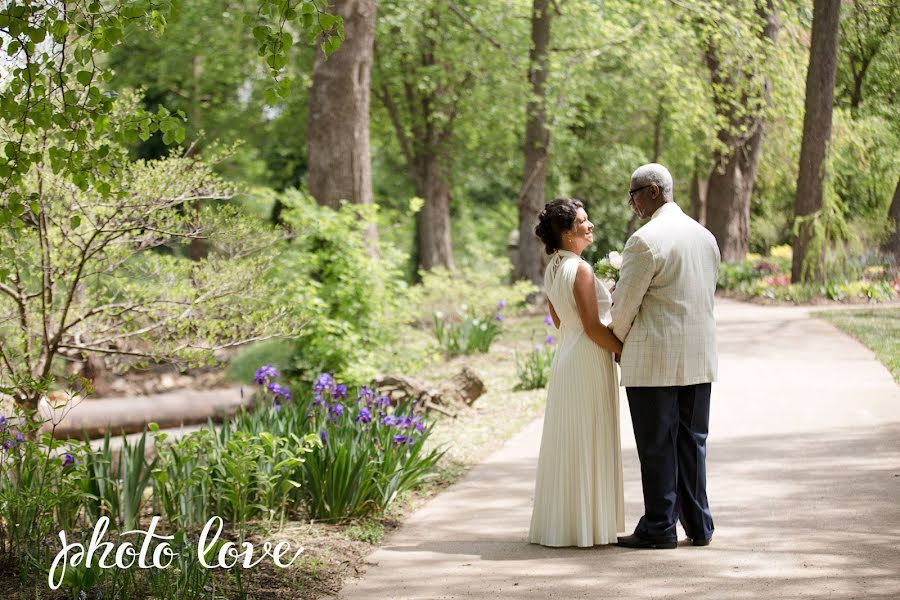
[{"xmin": 528, "ymin": 249, "xmax": 625, "ymax": 547}]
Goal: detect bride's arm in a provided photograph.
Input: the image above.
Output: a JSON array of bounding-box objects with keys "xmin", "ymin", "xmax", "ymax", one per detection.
[{"xmin": 573, "ymin": 262, "xmax": 624, "ymax": 354}]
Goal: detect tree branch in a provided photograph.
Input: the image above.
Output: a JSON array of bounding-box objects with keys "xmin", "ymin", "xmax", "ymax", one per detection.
[{"xmin": 447, "ymin": 3, "xmax": 504, "ymax": 50}]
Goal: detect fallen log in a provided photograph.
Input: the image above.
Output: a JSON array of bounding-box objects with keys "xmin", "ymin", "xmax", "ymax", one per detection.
[
  {"xmin": 372, "ymin": 367, "xmax": 485, "ymax": 418},
  {"xmin": 37, "ymin": 386, "xmax": 252, "ymax": 440}
]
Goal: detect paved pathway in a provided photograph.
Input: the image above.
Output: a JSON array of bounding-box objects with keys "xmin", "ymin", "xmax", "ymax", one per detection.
[{"xmin": 339, "ymin": 299, "xmax": 900, "ymax": 599}]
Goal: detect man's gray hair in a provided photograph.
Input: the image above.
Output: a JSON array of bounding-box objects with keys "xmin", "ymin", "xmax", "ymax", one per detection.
[{"xmin": 631, "ymin": 163, "xmax": 674, "ymax": 202}]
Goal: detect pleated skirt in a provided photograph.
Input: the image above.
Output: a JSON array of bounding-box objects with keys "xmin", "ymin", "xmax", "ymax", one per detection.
[{"xmin": 528, "ymin": 331, "xmax": 625, "ymax": 547}]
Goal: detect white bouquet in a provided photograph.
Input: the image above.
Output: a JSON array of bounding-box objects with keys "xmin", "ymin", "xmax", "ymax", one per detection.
[{"xmin": 594, "ymin": 251, "xmax": 623, "ymax": 290}]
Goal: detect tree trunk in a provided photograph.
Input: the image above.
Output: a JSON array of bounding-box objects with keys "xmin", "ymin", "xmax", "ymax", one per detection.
[
  {"xmin": 417, "ymin": 155, "xmax": 455, "ymax": 270},
  {"xmin": 307, "ymin": 0, "xmax": 378, "ymax": 249},
  {"xmin": 792, "ymin": 0, "xmax": 841, "ymax": 283},
  {"xmin": 704, "ymin": 0, "xmax": 777, "ymax": 263},
  {"xmin": 690, "ymin": 165, "xmax": 708, "ymax": 225},
  {"xmin": 705, "ymin": 124, "xmax": 765, "ymax": 261},
  {"xmin": 884, "ymin": 176, "xmax": 900, "ymax": 267},
  {"xmin": 516, "ymin": 0, "xmax": 552, "ymax": 285}
]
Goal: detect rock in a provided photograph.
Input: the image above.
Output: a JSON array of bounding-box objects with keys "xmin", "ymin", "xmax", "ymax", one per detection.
[{"xmin": 158, "ymin": 374, "xmax": 176, "ymax": 391}]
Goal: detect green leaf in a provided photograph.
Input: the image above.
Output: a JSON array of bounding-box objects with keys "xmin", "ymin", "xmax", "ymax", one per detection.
[
  {"xmin": 76, "ymin": 70, "xmax": 93, "ymax": 86},
  {"xmin": 319, "ymin": 13, "xmax": 336, "ymax": 30},
  {"xmin": 52, "ymin": 20, "xmax": 69, "ymax": 40},
  {"xmin": 70, "ymin": 215, "xmax": 81, "ymax": 229},
  {"xmin": 252, "ymin": 26, "xmax": 269, "ymax": 43}
]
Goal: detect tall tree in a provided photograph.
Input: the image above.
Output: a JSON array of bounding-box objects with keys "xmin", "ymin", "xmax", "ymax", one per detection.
[
  {"xmin": 374, "ymin": 1, "xmax": 491, "ymax": 271},
  {"xmin": 702, "ymin": 0, "xmax": 778, "ymax": 262},
  {"xmin": 516, "ymin": 0, "xmax": 553, "ymax": 285},
  {"xmin": 307, "ymin": 0, "xmax": 379, "ymax": 247},
  {"xmin": 792, "ymin": 0, "xmax": 842, "ymax": 283}
]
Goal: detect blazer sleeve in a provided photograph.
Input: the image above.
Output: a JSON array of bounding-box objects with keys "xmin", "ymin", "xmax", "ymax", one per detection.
[{"xmin": 611, "ymin": 233, "xmax": 655, "ymax": 341}]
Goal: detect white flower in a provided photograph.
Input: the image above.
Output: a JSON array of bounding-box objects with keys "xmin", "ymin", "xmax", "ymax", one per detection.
[
  {"xmin": 434, "ymin": 310, "xmax": 444, "ymax": 319},
  {"xmin": 608, "ymin": 251, "xmax": 623, "ymax": 270}
]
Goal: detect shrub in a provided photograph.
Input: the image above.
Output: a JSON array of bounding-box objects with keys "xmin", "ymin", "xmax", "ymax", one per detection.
[
  {"xmin": 257, "ymin": 189, "xmax": 413, "ymax": 387},
  {"xmin": 514, "ymin": 315, "xmax": 557, "ymax": 391},
  {"xmin": 296, "ymin": 374, "xmax": 444, "ymax": 521},
  {"xmin": 433, "ymin": 300, "xmax": 506, "ymax": 356},
  {"xmin": 717, "ymin": 250, "xmax": 897, "ymax": 303}
]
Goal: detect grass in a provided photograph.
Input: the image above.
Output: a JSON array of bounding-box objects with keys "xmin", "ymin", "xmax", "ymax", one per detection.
[{"xmin": 814, "ymin": 307, "xmax": 900, "ymax": 383}]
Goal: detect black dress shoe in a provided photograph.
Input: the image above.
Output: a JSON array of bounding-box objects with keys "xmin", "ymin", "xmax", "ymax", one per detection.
[
  {"xmin": 690, "ymin": 538, "xmax": 711, "ymax": 547},
  {"xmin": 615, "ymin": 534, "xmax": 677, "ymax": 550}
]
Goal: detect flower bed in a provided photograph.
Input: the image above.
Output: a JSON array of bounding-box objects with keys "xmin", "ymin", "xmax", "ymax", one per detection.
[
  {"xmin": 0, "ymin": 367, "xmax": 443, "ymax": 598},
  {"xmin": 716, "ymin": 246, "xmax": 898, "ymax": 304}
]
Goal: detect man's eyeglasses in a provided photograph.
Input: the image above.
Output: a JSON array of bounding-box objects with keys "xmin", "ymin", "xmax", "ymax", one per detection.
[{"xmin": 628, "ymin": 184, "xmax": 654, "ymax": 202}]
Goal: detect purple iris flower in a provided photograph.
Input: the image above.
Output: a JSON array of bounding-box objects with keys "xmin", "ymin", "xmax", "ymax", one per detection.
[
  {"xmin": 545, "ymin": 335, "xmax": 555, "ymax": 345},
  {"xmin": 494, "ymin": 313, "xmax": 503, "ymax": 322},
  {"xmin": 0, "ymin": 415, "xmax": 6, "ymax": 432},
  {"xmin": 319, "ymin": 430, "xmax": 329, "ymax": 443},
  {"xmin": 393, "ymin": 434, "xmax": 415, "ymax": 445},
  {"xmin": 253, "ymin": 364, "xmax": 279, "ymax": 385},
  {"xmin": 377, "ymin": 395, "xmax": 391, "ymax": 408},
  {"xmin": 267, "ymin": 382, "xmax": 291, "ymax": 402},
  {"xmin": 544, "ymin": 315, "xmax": 553, "ymax": 326},
  {"xmin": 274, "ymin": 401, "xmax": 282, "ymax": 414},
  {"xmin": 313, "ymin": 373, "xmax": 336, "ymax": 404},
  {"xmin": 381, "ymin": 415, "xmax": 398, "ymax": 427},
  {"xmin": 357, "ymin": 386, "xmax": 376, "ymax": 405},
  {"xmin": 333, "ymin": 384, "xmax": 348, "ymax": 400},
  {"xmin": 331, "ymin": 403, "xmax": 344, "ymax": 419},
  {"xmin": 356, "ymin": 407, "xmax": 372, "ymax": 424},
  {"xmin": 62, "ymin": 453, "xmax": 75, "ymax": 467},
  {"xmin": 497, "ymin": 299, "xmax": 507, "ymax": 309}
]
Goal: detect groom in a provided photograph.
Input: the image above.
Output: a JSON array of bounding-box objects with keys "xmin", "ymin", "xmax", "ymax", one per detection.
[{"xmin": 610, "ymin": 163, "xmax": 720, "ymax": 549}]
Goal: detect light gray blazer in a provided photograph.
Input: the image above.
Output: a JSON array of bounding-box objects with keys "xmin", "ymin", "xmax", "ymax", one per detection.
[{"xmin": 611, "ymin": 202, "xmax": 720, "ymax": 387}]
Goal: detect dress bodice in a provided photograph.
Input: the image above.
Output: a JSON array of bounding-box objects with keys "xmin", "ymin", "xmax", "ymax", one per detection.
[{"xmin": 544, "ymin": 250, "xmax": 612, "ymax": 328}]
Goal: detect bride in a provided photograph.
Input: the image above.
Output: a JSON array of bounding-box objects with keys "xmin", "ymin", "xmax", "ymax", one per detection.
[{"xmin": 528, "ymin": 198, "xmax": 625, "ymax": 547}]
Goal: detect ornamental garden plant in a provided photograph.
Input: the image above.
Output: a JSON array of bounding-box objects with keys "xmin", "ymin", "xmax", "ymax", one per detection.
[{"xmin": 0, "ymin": 365, "xmax": 443, "ymax": 598}]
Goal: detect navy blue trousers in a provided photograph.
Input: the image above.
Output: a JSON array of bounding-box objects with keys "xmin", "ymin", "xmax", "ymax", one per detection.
[{"xmin": 626, "ymin": 384, "xmax": 714, "ymax": 542}]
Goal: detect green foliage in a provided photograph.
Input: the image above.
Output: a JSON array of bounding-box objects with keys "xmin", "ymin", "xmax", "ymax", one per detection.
[
  {"xmin": 344, "ymin": 519, "xmax": 385, "ymax": 544},
  {"xmin": 263, "ymin": 189, "xmax": 412, "ymax": 386},
  {"xmin": 81, "ymin": 430, "xmax": 157, "ymax": 532},
  {"xmin": 299, "ymin": 398, "xmax": 443, "ymax": 522},
  {"xmin": 718, "ymin": 250, "xmax": 898, "ymax": 303},
  {"xmin": 0, "ymin": 140, "xmax": 294, "ymax": 407},
  {"xmin": 514, "ymin": 342, "xmax": 555, "ymax": 391},
  {"xmin": 0, "ymin": 418, "xmax": 84, "ymax": 577},
  {"xmin": 228, "ymin": 338, "xmax": 296, "ymax": 384},
  {"xmin": 433, "ymin": 303, "xmax": 504, "ymax": 356},
  {"xmin": 232, "ymin": 372, "xmax": 445, "ymax": 522},
  {"xmin": 412, "ymin": 264, "xmax": 538, "ymax": 326}
]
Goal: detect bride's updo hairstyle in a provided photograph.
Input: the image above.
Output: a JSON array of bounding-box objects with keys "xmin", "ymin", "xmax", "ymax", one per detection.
[{"xmin": 534, "ymin": 198, "xmax": 585, "ymax": 255}]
